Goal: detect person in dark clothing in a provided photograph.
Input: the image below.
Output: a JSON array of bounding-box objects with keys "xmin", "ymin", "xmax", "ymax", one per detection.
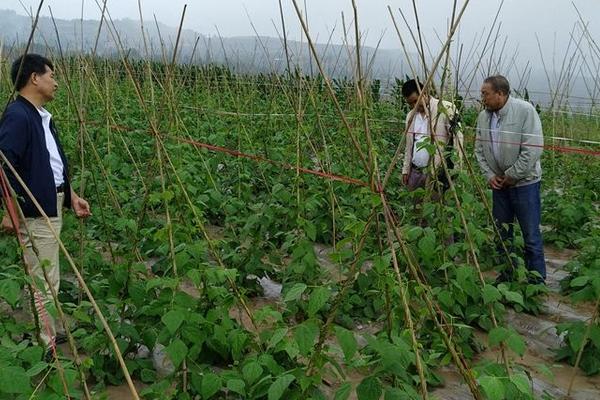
[{"xmin": 0, "ymin": 54, "xmax": 91, "ymax": 349}]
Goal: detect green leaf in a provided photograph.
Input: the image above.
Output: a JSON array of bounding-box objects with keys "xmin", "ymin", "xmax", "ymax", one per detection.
[
  {"xmin": 140, "ymin": 368, "xmax": 157, "ymax": 383},
  {"xmin": 308, "ymin": 286, "xmax": 330, "ymax": 317},
  {"xmin": 166, "ymin": 339, "xmax": 188, "ymax": 369},
  {"xmin": 268, "ymin": 374, "xmax": 295, "ymax": 400},
  {"xmin": 503, "ymin": 290, "xmax": 524, "ymax": 306},
  {"xmin": 0, "ymin": 366, "xmax": 30, "ymax": 394},
  {"xmin": 482, "ymin": 285, "xmax": 502, "ymax": 304},
  {"xmin": 162, "ymin": 190, "xmax": 174, "ymax": 202},
  {"xmin": 418, "ymin": 233, "xmax": 436, "ymax": 258},
  {"xmin": 283, "ymin": 338, "xmax": 300, "ymax": 359},
  {"xmin": 356, "ymin": 376, "xmax": 382, "ymax": 400},
  {"xmin": 48, "ymin": 368, "xmax": 77, "ymax": 395},
  {"xmin": 230, "ymin": 330, "xmax": 248, "ymax": 361},
  {"xmin": 19, "ymin": 346, "xmax": 43, "ymax": 364},
  {"xmin": 242, "ymin": 362, "xmax": 263, "ymax": 385},
  {"xmin": 570, "ymin": 276, "xmax": 590, "ymax": 287},
  {"xmin": 592, "ymin": 278, "xmax": 600, "ymax": 298},
  {"xmin": 284, "ymin": 283, "xmax": 307, "ymax": 302},
  {"xmin": 589, "ymin": 324, "xmax": 600, "ymax": 348},
  {"xmin": 227, "ymin": 379, "xmax": 246, "ymax": 396},
  {"xmin": 406, "ymin": 226, "xmax": 423, "ymax": 241},
  {"xmin": 510, "ymin": 373, "xmax": 531, "ymax": 394},
  {"xmin": 334, "ymin": 382, "xmax": 352, "ymax": 400},
  {"xmin": 294, "ymin": 320, "xmax": 319, "ymax": 356},
  {"xmin": 162, "ymin": 309, "xmax": 185, "ymax": 335},
  {"xmin": 437, "ymin": 290, "xmax": 453, "ymax": 308},
  {"xmin": 26, "ymin": 361, "xmax": 48, "ymax": 377},
  {"xmin": 335, "ymin": 326, "xmax": 357, "ymax": 361},
  {"xmin": 488, "ymin": 327, "xmax": 509, "ymax": 347},
  {"xmin": 0, "ymin": 279, "xmax": 20, "ymax": 307},
  {"xmin": 506, "ymin": 331, "xmax": 526, "ymax": 357},
  {"xmin": 568, "ymin": 323, "xmax": 586, "ymax": 352},
  {"xmin": 267, "ymin": 327, "xmax": 288, "ymax": 349},
  {"xmin": 384, "ymin": 387, "xmax": 408, "ymax": 400},
  {"xmin": 305, "ymin": 221, "xmax": 317, "ymax": 241},
  {"xmin": 201, "ymin": 373, "xmax": 222, "ymax": 399},
  {"xmin": 478, "ymin": 375, "xmax": 505, "ymax": 400}
]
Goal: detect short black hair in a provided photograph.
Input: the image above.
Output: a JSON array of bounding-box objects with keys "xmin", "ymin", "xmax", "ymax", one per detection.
[
  {"xmin": 401, "ymin": 78, "xmax": 424, "ymax": 98},
  {"xmin": 483, "ymin": 75, "xmax": 510, "ymax": 96},
  {"xmin": 11, "ymin": 54, "xmax": 54, "ymax": 91}
]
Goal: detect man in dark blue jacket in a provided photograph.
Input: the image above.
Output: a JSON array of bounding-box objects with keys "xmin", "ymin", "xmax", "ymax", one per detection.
[{"xmin": 0, "ymin": 54, "xmax": 91, "ymax": 349}]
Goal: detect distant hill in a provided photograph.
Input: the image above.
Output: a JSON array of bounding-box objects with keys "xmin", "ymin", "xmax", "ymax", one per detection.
[
  {"xmin": 0, "ymin": 8, "xmax": 596, "ymax": 107},
  {"xmin": 0, "ymin": 9, "xmax": 412, "ymax": 86}
]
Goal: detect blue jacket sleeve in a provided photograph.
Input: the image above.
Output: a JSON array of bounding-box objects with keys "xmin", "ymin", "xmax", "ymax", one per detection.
[{"xmin": 0, "ymin": 110, "xmax": 30, "ymax": 191}]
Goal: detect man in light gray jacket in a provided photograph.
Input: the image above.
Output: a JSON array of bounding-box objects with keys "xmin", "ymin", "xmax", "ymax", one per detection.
[{"xmin": 475, "ymin": 75, "xmax": 546, "ymax": 283}]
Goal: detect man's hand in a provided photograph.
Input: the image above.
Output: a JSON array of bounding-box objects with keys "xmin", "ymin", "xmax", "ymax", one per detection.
[
  {"xmin": 501, "ymin": 175, "xmax": 517, "ymax": 188},
  {"xmin": 488, "ymin": 175, "xmax": 504, "ymax": 190},
  {"xmin": 1, "ymin": 214, "xmax": 17, "ymax": 233},
  {"xmin": 71, "ymin": 193, "xmax": 91, "ymax": 218},
  {"xmin": 402, "ymin": 174, "xmax": 409, "ymax": 185}
]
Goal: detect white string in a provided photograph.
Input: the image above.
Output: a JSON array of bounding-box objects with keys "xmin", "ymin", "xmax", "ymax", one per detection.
[
  {"xmin": 175, "ymin": 104, "xmax": 600, "ymax": 147},
  {"xmin": 467, "ymin": 126, "xmax": 600, "ymax": 146}
]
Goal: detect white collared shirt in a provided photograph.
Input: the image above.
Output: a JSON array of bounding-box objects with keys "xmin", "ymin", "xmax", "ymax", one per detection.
[
  {"xmin": 38, "ymin": 108, "xmax": 64, "ymax": 187},
  {"xmin": 412, "ymin": 112, "xmax": 430, "ymax": 168}
]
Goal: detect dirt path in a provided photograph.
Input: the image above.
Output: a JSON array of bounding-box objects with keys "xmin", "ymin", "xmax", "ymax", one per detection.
[{"xmin": 432, "ymin": 247, "xmax": 600, "ymax": 399}]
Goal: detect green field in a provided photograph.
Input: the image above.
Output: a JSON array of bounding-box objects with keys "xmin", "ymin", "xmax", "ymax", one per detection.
[{"xmin": 0, "ymin": 56, "xmax": 599, "ymax": 399}]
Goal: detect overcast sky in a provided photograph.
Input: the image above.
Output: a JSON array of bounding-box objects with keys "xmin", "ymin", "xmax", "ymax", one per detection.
[{"xmin": 3, "ymin": 0, "xmax": 600, "ymax": 67}]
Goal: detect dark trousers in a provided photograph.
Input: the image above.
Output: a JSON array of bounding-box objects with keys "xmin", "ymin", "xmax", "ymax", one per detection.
[
  {"xmin": 407, "ymin": 166, "xmax": 427, "ymax": 192},
  {"xmin": 492, "ymin": 181, "xmax": 546, "ymax": 279},
  {"xmin": 407, "ymin": 165, "xmax": 450, "ymax": 196},
  {"xmin": 407, "ymin": 166, "xmax": 454, "ymax": 245}
]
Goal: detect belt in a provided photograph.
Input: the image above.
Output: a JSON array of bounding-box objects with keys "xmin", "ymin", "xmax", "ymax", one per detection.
[
  {"xmin": 411, "ymin": 163, "xmax": 427, "ymax": 172},
  {"xmin": 56, "ymin": 183, "xmax": 65, "ymax": 193}
]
